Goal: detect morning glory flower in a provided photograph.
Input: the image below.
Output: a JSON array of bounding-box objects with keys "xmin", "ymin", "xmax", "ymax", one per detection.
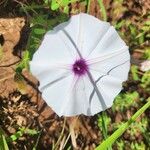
[{"xmin": 30, "ymin": 13, "xmax": 130, "ymax": 117}]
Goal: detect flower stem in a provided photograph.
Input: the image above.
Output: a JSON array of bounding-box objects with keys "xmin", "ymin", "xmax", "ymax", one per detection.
[{"xmin": 96, "ymin": 98, "xmax": 150, "ymax": 150}]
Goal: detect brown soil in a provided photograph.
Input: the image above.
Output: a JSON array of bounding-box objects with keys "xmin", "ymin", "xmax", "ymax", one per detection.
[{"xmin": 0, "ymin": 0, "xmax": 149, "ymax": 150}]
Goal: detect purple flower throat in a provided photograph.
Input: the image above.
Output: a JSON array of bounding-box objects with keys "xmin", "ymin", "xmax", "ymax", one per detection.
[{"xmin": 72, "ymin": 59, "xmax": 88, "ymax": 76}]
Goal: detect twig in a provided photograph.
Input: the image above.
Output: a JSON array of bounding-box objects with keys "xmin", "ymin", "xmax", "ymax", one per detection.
[
  {"xmin": 63, "ymin": 133, "xmax": 71, "ymax": 149},
  {"xmin": 69, "ymin": 117, "xmax": 79, "ymax": 149},
  {"xmin": 13, "ymin": 0, "xmax": 31, "ymax": 17},
  {"xmin": 81, "ymin": 116, "xmax": 97, "ymax": 139},
  {"xmin": 20, "ymin": 72, "xmax": 39, "ymax": 91},
  {"xmin": 53, "ymin": 118, "xmax": 66, "ymax": 150},
  {"xmin": 134, "ymin": 49, "xmax": 144, "ymax": 53},
  {"xmin": 59, "ymin": 135, "xmax": 66, "ymax": 150},
  {"xmin": 32, "ymin": 129, "xmax": 42, "ymax": 150},
  {"xmin": 0, "ymin": 60, "xmax": 21, "ymax": 67}
]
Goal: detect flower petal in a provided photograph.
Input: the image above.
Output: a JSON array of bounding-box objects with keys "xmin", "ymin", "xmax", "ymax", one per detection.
[
  {"xmin": 42, "ymin": 74, "xmax": 94, "ymax": 116},
  {"xmin": 54, "ymin": 13, "xmax": 110, "ymax": 58},
  {"xmin": 88, "ymin": 26, "xmax": 127, "ymax": 59},
  {"xmin": 76, "ymin": 13, "xmax": 110, "ymax": 57},
  {"xmin": 108, "ymin": 61, "xmax": 130, "ymax": 81},
  {"xmin": 32, "ymin": 30, "xmax": 76, "ymax": 65},
  {"xmin": 88, "ymin": 61, "xmax": 130, "ymax": 114},
  {"xmin": 42, "ymin": 74, "xmax": 75, "ymax": 116},
  {"xmin": 89, "ymin": 75, "xmax": 122, "ymax": 115},
  {"xmin": 30, "ymin": 61, "xmax": 71, "ymax": 91},
  {"xmin": 97, "ymin": 75, "xmax": 123, "ymax": 107},
  {"xmin": 60, "ymin": 75, "xmax": 95, "ymax": 116},
  {"xmin": 88, "ymin": 47, "xmax": 130, "ymax": 80}
]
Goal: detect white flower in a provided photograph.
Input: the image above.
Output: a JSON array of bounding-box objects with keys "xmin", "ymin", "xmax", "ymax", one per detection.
[
  {"xmin": 30, "ymin": 13, "xmax": 130, "ymax": 117},
  {"xmin": 140, "ymin": 60, "xmax": 150, "ymax": 72}
]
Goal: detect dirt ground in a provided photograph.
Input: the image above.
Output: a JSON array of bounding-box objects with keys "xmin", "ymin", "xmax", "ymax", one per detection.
[{"xmin": 0, "ymin": 0, "xmax": 150, "ymax": 150}]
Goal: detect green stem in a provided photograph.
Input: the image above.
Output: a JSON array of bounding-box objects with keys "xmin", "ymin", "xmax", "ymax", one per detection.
[
  {"xmin": 96, "ymin": 98, "xmax": 150, "ymax": 150},
  {"xmin": 101, "ymin": 112, "xmax": 107, "ymax": 139},
  {"xmin": 101, "ymin": 112, "xmax": 112, "ymax": 150},
  {"xmin": 97, "ymin": 0, "xmax": 107, "ymax": 21},
  {"xmin": 86, "ymin": 0, "xmax": 90, "ymax": 13}
]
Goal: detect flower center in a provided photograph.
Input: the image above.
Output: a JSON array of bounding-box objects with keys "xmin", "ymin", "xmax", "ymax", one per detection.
[{"xmin": 72, "ymin": 59, "xmax": 88, "ymax": 76}]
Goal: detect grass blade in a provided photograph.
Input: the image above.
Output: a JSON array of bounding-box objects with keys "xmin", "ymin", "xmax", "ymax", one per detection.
[
  {"xmin": 0, "ymin": 128, "xmax": 9, "ymax": 150},
  {"xmin": 86, "ymin": 0, "xmax": 91, "ymax": 13},
  {"xmin": 97, "ymin": 0, "xmax": 107, "ymax": 21},
  {"xmin": 100, "ymin": 112, "xmax": 112, "ymax": 150},
  {"xmin": 96, "ymin": 98, "xmax": 150, "ymax": 150}
]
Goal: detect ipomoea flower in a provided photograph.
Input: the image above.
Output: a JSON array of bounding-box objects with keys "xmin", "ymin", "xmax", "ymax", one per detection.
[{"xmin": 30, "ymin": 13, "xmax": 130, "ymax": 117}]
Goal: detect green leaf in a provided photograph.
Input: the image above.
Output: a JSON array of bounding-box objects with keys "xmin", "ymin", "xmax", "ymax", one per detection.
[
  {"xmin": 7, "ymin": 128, "xmax": 25, "ymax": 142},
  {"xmin": 143, "ymin": 47, "xmax": 150, "ymax": 59},
  {"xmin": 114, "ymin": 20, "xmax": 125, "ymax": 30},
  {"xmin": 9, "ymin": 131, "xmax": 24, "ymax": 142},
  {"xmin": 146, "ymin": 33, "xmax": 150, "ymax": 38},
  {"xmin": 7, "ymin": 128, "xmax": 39, "ymax": 142},
  {"xmin": 33, "ymin": 28, "xmax": 46, "ymax": 35},
  {"xmin": 129, "ymin": 25, "xmax": 137, "ymax": 37},
  {"xmin": 98, "ymin": 113, "xmax": 111, "ymax": 139},
  {"xmin": 51, "ymin": 0, "xmax": 60, "ymax": 10},
  {"xmin": 131, "ymin": 65, "xmax": 139, "ymax": 81},
  {"xmin": 0, "ymin": 128, "xmax": 9, "ymax": 150},
  {"xmin": 95, "ymin": 98, "xmax": 150, "ymax": 150},
  {"xmin": 16, "ymin": 51, "xmax": 30, "ymax": 73},
  {"xmin": 25, "ymin": 128, "xmax": 39, "ymax": 135},
  {"xmin": 141, "ymin": 71, "xmax": 150, "ymax": 89},
  {"xmin": 113, "ymin": 92, "xmax": 139, "ymax": 112},
  {"xmin": 63, "ymin": 6, "xmax": 69, "ymax": 14},
  {"xmin": 31, "ymin": 15, "xmax": 47, "ymax": 26},
  {"xmin": 136, "ymin": 32, "xmax": 145, "ymax": 39},
  {"xmin": 141, "ymin": 26, "xmax": 150, "ymax": 31},
  {"xmin": 44, "ymin": 0, "xmax": 49, "ymax": 4},
  {"xmin": 145, "ymin": 20, "xmax": 150, "ymax": 25},
  {"xmin": 62, "ymin": 0, "xmax": 69, "ymax": 6}
]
